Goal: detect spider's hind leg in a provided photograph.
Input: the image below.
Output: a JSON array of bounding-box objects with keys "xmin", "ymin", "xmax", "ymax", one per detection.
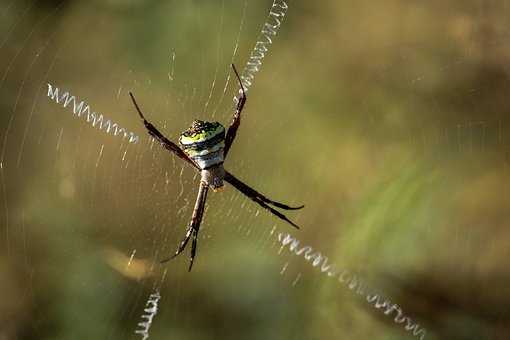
[
  {"xmin": 160, "ymin": 227, "xmax": 199, "ymax": 272},
  {"xmin": 189, "ymin": 229, "xmax": 199, "ymax": 271},
  {"xmin": 161, "ymin": 182, "xmax": 209, "ymax": 271},
  {"xmin": 224, "ymin": 171, "xmax": 303, "ymax": 229},
  {"xmin": 160, "ymin": 226, "xmax": 193, "ymax": 263}
]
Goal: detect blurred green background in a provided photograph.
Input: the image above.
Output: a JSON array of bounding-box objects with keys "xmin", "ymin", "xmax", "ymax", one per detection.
[{"xmin": 1, "ymin": 0, "xmax": 510, "ymax": 339}]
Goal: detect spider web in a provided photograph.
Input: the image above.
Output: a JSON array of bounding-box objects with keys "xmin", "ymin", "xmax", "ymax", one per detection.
[{"xmin": 1, "ymin": 1, "xmax": 510, "ymax": 340}]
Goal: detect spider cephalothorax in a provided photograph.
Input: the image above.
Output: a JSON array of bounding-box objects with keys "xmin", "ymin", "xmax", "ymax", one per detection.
[
  {"xmin": 129, "ymin": 64, "xmax": 303, "ymax": 271},
  {"xmin": 180, "ymin": 120, "xmax": 226, "ymax": 190},
  {"xmin": 179, "ymin": 120, "xmax": 226, "ymax": 170}
]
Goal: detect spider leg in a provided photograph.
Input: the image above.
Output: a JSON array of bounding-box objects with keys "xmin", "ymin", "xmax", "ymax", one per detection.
[
  {"xmin": 129, "ymin": 92, "xmax": 198, "ymax": 169},
  {"xmin": 224, "ymin": 171, "xmax": 302, "ymax": 229},
  {"xmin": 163, "ymin": 227, "xmax": 193, "ymax": 261},
  {"xmin": 189, "ymin": 229, "xmax": 199, "ymax": 271},
  {"xmin": 224, "ymin": 171, "xmax": 304, "ymax": 210},
  {"xmin": 224, "ymin": 64, "xmax": 247, "ymax": 157},
  {"xmin": 160, "ymin": 181, "xmax": 209, "ymax": 271},
  {"xmin": 254, "ymin": 197, "xmax": 300, "ymax": 229}
]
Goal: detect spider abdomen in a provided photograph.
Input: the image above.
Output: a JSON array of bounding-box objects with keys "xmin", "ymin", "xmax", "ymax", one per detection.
[
  {"xmin": 201, "ymin": 166, "xmax": 225, "ymax": 190},
  {"xmin": 179, "ymin": 120, "xmax": 225, "ymax": 169}
]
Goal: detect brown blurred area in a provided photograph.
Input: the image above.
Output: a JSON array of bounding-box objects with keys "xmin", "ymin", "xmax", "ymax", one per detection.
[{"xmin": 1, "ymin": 0, "xmax": 510, "ymax": 339}]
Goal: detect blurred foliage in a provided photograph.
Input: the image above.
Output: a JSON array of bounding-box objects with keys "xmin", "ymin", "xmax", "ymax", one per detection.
[{"xmin": 1, "ymin": 0, "xmax": 510, "ymax": 339}]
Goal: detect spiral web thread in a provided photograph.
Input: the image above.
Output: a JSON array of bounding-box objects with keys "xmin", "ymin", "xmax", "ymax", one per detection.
[
  {"xmin": 134, "ymin": 291, "xmax": 161, "ymax": 340},
  {"xmin": 234, "ymin": 0, "xmax": 288, "ymax": 102},
  {"xmin": 47, "ymin": 83, "xmax": 140, "ymax": 143},
  {"xmin": 278, "ymin": 233, "xmax": 427, "ymax": 340}
]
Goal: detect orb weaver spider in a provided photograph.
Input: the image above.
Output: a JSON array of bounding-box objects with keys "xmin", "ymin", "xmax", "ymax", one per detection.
[{"xmin": 129, "ymin": 64, "xmax": 303, "ymax": 271}]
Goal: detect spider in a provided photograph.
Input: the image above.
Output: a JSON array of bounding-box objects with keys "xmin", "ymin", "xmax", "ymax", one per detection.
[{"xmin": 129, "ymin": 64, "xmax": 303, "ymax": 271}]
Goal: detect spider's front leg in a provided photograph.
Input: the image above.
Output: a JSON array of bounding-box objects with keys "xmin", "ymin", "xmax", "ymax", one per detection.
[
  {"xmin": 224, "ymin": 64, "xmax": 247, "ymax": 157},
  {"xmin": 129, "ymin": 92, "xmax": 198, "ymax": 169},
  {"xmin": 161, "ymin": 181, "xmax": 209, "ymax": 271}
]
